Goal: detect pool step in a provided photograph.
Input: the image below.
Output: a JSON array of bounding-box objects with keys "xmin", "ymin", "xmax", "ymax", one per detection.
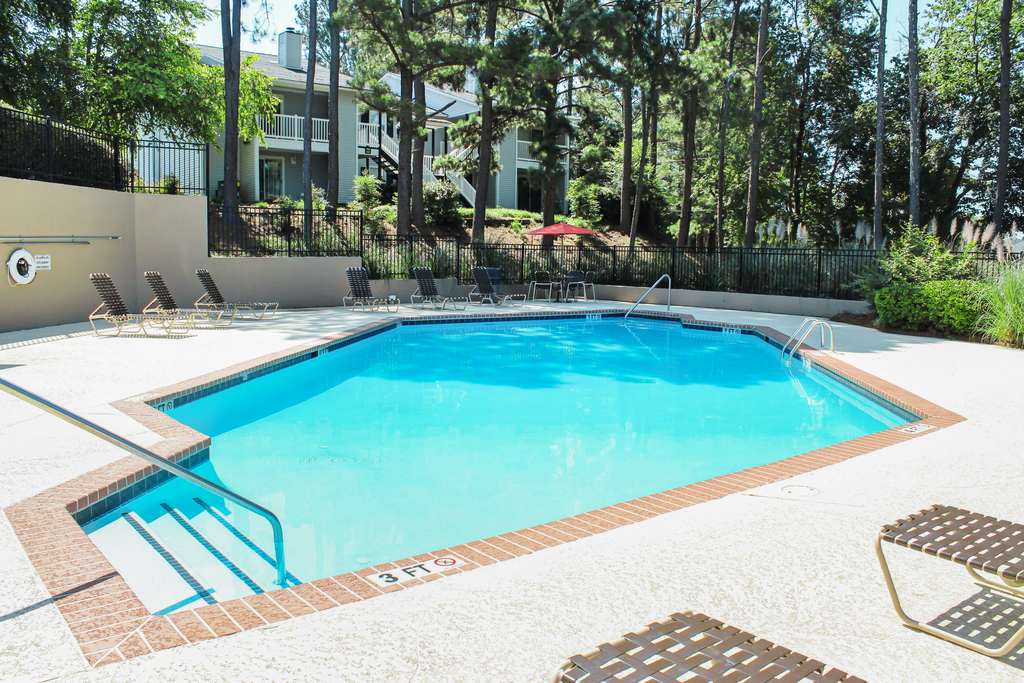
[{"xmin": 87, "ymin": 498, "xmax": 298, "ymax": 614}]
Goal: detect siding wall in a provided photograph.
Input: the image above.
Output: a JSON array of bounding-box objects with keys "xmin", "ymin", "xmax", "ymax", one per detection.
[
  {"xmin": 277, "ymin": 91, "xmax": 329, "ymax": 118},
  {"xmin": 337, "ymin": 93, "xmax": 358, "ymax": 203},
  {"xmin": 208, "ymin": 132, "xmax": 225, "ymax": 197},
  {"xmin": 239, "ymin": 140, "xmax": 258, "ymax": 203},
  {"xmin": 496, "ymin": 133, "xmax": 518, "ymax": 209}
]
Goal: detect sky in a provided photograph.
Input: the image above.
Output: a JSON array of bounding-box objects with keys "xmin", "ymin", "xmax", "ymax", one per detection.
[{"xmin": 193, "ymin": 0, "xmax": 919, "ymax": 64}]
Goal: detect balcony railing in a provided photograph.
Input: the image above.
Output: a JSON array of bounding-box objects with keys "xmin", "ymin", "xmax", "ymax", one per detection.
[
  {"xmin": 357, "ymin": 123, "xmax": 380, "ymax": 148},
  {"xmin": 517, "ymin": 140, "xmax": 568, "ymax": 164},
  {"xmin": 259, "ymin": 114, "xmax": 329, "ymax": 144}
]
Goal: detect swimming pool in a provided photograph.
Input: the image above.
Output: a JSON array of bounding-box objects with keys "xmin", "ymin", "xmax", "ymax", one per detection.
[{"xmin": 84, "ymin": 317, "xmax": 912, "ymax": 613}]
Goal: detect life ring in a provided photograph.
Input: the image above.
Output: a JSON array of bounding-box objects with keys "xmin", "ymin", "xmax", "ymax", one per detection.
[{"xmin": 7, "ymin": 248, "xmax": 36, "ymax": 286}]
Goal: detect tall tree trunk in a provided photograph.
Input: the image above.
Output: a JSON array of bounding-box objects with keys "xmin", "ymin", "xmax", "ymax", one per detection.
[
  {"xmin": 716, "ymin": 0, "xmax": 742, "ymax": 249},
  {"xmin": 908, "ymin": 0, "xmax": 921, "ymax": 228},
  {"xmin": 627, "ymin": 93, "xmax": 650, "ymax": 263},
  {"xmin": 327, "ymin": 0, "xmax": 339, "ymax": 220},
  {"xmin": 620, "ymin": 80, "xmax": 633, "ymax": 230},
  {"xmin": 743, "ymin": 0, "xmax": 770, "ymax": 248},
  {"xmin": 678, "ymin": 0, "xmax": 702, "ymax": 247},
  {"xmin": 395, "ymin": 0, "xmax": 413, "ymax": 235},
  {"xmin": 873, "ymin": 0, "xmax": 887, "ymax": 247},
  {"xmin": 302, "ymin": 0, "xmax": 318, "ymax": 242},
  {"xmin": 472, "ymin": 0, "xmax": 499, "ymax": 243},
  {"xmin": 412, "ymin": 78, "xmax": 426, "ymax": 229},
  {"xmin": 541, "ymin": 90, "xmax": 559, "ymax": 229},
  {"xmin": 646, "ymin": 2, "xmax": 663, "ymax": 237},
  {"xmin": 221, "ymin": 0, "xmax": 241, "ymax": 212},
  {"xmin": 995, "ymin": 0, "xmax": 1012, "ymax": 233},
  {"xmin": 789, "ymin": 56, "xmax": 811, "ymax": 241}
]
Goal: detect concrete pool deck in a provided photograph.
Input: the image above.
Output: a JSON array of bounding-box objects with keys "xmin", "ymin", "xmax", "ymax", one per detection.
[{"xmin": 1, "ymin": 301, "xmax": 1023, "ymax": 682}]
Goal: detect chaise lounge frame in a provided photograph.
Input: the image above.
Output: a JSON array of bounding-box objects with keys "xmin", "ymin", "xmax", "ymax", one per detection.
[
  {"xmin": 344, "ymin": 266, "xmax": 399, "ymax": 312},
  {"xmin": 876, "ymin": 504, "xmax": 1024, "ymax": 657},
  {"xmin": 194, "ymin": 268, "xmax": 279, "ymax": 320},
  {"xmin": 552, "ymin": 610, "xmax": 865, "ymax": 682},
  {"xmin": 410, "ymin": 267, "xmax": 467, "ymax": 310},
  {"xmin": 470, "ymin": 267, "xmax": 526, "ymax": 307},
  {"xmin": 143, "ymin": 271, "xmax": 235, "ymax": 328},
  {"xmin": 88, "ymin": 273, "xmax": 195, "ymax": 338}
]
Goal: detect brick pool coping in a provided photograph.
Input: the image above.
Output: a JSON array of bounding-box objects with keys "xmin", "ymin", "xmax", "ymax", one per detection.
[{"xmin": 3, "ymin": 309, "xmax": 965, "ymax": 667}]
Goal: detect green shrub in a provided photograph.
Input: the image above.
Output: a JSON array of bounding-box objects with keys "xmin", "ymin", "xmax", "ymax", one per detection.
[
  {"xmin": 876, "ymin": 280, "xmax": 986, "ymax": 335},
  {"xmin": 365, "ymin": 204, "xmax": 396, "ymax": 235},
  {"xmin": 567, "ymin": 178, "xmax": 602, "ymax": 226},
  {"xmin": 978, "ymin": 264, "xmax": 1024, "ymax": 347},
  {"xmin": 353, "ymin": 172, "xmax": 382, "ymax": 212},
  {"xmin": 882, "ymin": 225, "xmax": 976, "ymax": 285},
  {"xmin": 423, "ymin": 180, "xmax": 462, "ymax": 227},
  {"xmin": 161, "ymin": 173, "xmax": 181, "ymax": 195}
]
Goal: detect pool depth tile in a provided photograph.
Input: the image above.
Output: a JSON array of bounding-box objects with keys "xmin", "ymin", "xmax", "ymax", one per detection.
[{"xmin": 3, "ymin": 307, "xmax": 965, "ymax": 666}]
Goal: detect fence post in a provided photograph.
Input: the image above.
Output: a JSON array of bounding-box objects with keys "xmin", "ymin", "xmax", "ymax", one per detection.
[
  {"xmin": 738, "ymin": 247, "xmax": 744, "ymax": 292},
  {"xmin": 520, "ymin": 243, "xmax": 526, "ymax": 284},
  {"xmin": 113, "ymin": 135, "xmax": 122, "ymax": 191},
  {"xmin": 815, "ymin": 245, "xmax": 823, "ymax": 297},
  {"xmin": 204, "ymin": 143, "xmax": 210, "ymax": 197},
  {"xmin": 45, "ymin": 116, "xmax": 53, "ymax": 182},
  {"xmin": 612, "ymin": 248, "xmax": 618, "ymax": 283}
]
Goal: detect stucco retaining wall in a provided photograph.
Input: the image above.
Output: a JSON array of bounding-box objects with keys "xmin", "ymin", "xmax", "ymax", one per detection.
[{"xmin": 0, "ymin": 177, "xmax": 361, "ymax": 333}]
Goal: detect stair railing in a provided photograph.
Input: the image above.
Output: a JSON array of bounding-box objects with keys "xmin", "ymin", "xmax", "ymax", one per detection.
[
  {"xmin": 624, "ymin": 273, "xmax": 672, "ymax": 318},
  {"xmin": 0, "ymin": 376, "xmax": 289, "ymax": 587}
]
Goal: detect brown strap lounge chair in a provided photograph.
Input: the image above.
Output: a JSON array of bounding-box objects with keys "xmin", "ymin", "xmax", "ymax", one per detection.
[
  {"xmin": 877, "ymin": 504, "xmax": 1024, "ymax": 657},
  {"xmin": 88, "ymin": 273, "xmax": 194, "ymax": 337},
  {"xmin": 195, "ymin": 268, "xmax": 278, "ymax": 319},
  {"xmin": 410, "ymin": 267, "xmax": 467, "ymax": 310},
  {"xmin": 344, "ymin": 266, "xmax": 399, "ymax": 312},
  {"xmin": 552, "ymin": 611, "xmax": 865, "ymax": 683},
  {"xmin": 144, "ymin": 272, "xmax": 234, "ymax": 327},
  {"xmin": 470, "ymin": 267, "xmax": 525, "ymax": 307}
]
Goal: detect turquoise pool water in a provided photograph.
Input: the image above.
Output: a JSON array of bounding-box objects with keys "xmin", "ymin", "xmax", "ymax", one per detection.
[{"xmin": 85, "ymin": 318, "xmax": 911, "ymax": 611}]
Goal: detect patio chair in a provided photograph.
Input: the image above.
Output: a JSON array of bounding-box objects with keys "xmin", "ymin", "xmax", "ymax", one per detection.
[
  {"xmin": 344, "ymin": 266, "xmax": 399, "ymax": 312},
  {"xmin": 410, "ymin": 267, "xmax": 467, "ymax": 310},
  {"xmin": 877, "ymin": 504, "xmax": 1024, "ymax": 657},
  {"xmin": 470, "ymin": 267, "xmax": 525, "ymax": 307},
  {"xmin": 528, "ymin": 270, "xmax": 561, "ymax": 302},
  {"xmin": 195, "ymin": 269, "xmax": 279, "ymax": 319},
  {"xmin": 144, "ymin": 272, "xmax": 235, "ymax": 327},
  {"xmin": 579, "ymin": 271, "xmax": 597, "ymax": 302},
  {"xmin": 88, "ymin": 273, "xmax": 195, "ymax": 337},
  {"xmin": 563, "ymin": 270, "xmax": 585, "ymax": 301},
  {"xmin": 552, "ymin": 611, "xmax": 865, "ymax": 683}
]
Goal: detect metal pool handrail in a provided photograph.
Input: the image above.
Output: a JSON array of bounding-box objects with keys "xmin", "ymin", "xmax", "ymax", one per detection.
[
  {"xmin": 624, "ymin": 273, "xmax": 671, "ymax": 319},
  {"xmin": 780, "ymin": 318, "xmax": 834, "ymax": 360},
  {"xmin": 0, "ymin": 376, "xmax": 289, "ymax": 587}
]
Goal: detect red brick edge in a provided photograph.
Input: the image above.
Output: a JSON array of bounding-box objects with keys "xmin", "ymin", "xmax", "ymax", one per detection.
[{"xmin": 2, "ymin": 310, "xmax": 964, "ymax": 667}]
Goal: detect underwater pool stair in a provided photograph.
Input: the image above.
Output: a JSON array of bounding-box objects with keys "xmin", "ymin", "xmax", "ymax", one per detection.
[
  {"xmin": 0, "ymin": 376, "xmax": 293, "ymax": 611},
  {"xmin": 87, "ymin": 496, "xmax": 300, "ymax": 613}
]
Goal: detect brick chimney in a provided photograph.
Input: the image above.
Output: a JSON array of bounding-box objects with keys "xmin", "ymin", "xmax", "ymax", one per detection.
[{"xmin": 278, "ymin": 28, "xmax": 302, "ymax": 70}]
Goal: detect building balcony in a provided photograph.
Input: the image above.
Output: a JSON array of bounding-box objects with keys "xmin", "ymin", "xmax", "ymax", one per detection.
[
  {"xmin": 259, "ymin": 114, "xmax": 330, "ymax": 144},
  {"xmin": 517, "ymin": 140, "xmax": 569, "ymax": 165}
]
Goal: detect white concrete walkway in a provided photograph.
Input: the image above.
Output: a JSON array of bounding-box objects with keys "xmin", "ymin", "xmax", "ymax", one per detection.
[{"xmin": 1, "ymin": 301, "xmax": 1023, "ymax": 682}]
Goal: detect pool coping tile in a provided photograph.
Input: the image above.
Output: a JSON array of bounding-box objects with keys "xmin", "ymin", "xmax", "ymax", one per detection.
[{"xmin": 3, "ymin": 307, "xmax": 965, "ymax": 666}]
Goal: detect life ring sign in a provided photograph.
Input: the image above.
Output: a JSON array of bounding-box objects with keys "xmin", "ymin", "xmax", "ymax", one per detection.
[{"xmin": 7, "ymin": 248, "xmax": 36, "ymax": 286}]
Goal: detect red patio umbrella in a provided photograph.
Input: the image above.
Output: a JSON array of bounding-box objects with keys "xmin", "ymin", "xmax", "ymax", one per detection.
[{"xmin": 523, "ymin": 222, "xmax": 599, "ymax": 236}]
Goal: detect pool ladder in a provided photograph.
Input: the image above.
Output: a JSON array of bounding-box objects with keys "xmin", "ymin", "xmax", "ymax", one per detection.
[{"xmin": 780, "ymin": 318, "xmax": 834, "ymax": 363}]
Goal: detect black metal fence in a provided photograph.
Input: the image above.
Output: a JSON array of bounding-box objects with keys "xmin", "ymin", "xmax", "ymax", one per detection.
[
  {"xmin": 209, "ymin": 209, "xmax": 1015, "ymax": 301},
  {"xmin": 0, "ymin": 106, "xmax": 207, "ymax": 194},
  {"xmin": 209, "ymin": 206, "xmax": 363, "ymax": 257}
]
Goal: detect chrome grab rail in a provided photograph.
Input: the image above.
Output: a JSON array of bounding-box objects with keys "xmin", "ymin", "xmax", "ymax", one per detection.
[
  {"xmin": 780, "ymin": 318, "xmax": 834, "ymax": 360},
  {"xmin": 624, "ymin": 273, "xmax": 671, "ymax": 318},
  {"xmin": 0, "ymin": 376, "xmax": 289, "ymax": 587}
]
